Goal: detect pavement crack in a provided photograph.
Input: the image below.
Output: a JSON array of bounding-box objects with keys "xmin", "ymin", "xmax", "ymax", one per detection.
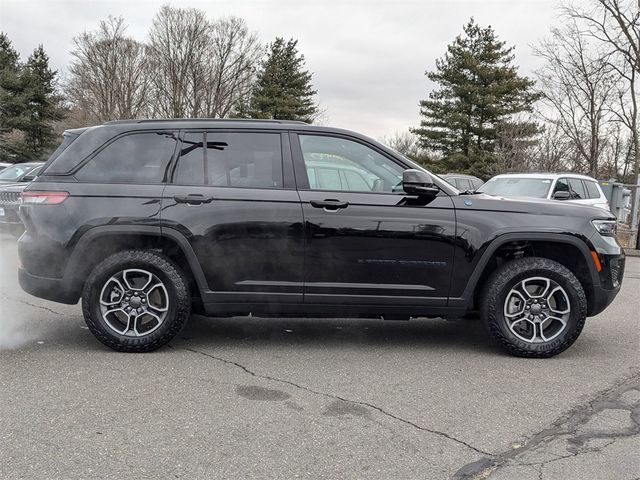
[
  {"xmin": 453, "ymin": 371, "xmax": 640, "ymax": 479},
  {"xmin": 176, "ymin": 345, "xmax": 493, "ymax": 456},
  {"xmin": 0, "ymin": 292, "xmax": 66, "ymax": 316}
]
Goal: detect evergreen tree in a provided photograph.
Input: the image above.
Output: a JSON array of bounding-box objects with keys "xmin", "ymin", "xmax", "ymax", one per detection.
[
  {"xmin": 0, "ymin": 33, "xmax": 24, "ymax": 160},
  {"xmin": 0, "ymin": 37, "xmax": 66, "ymax": 161},
  {"xmin": 18, "ymin": 46, "xmax": 67, "ymax": 159},
  {"xmin": 412, "ymin": 19, "xmax": 540, "ymax": 178},
  {"xmin": 248, "ymin": 38, "xmax": 318, "ymax": 123}
]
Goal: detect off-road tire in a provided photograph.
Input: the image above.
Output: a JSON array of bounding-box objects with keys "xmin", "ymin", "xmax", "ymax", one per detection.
[
  {"xmin": 481, "ymin": 256, "xmax": 587, "ymax": 358},
  {"xmin": 82, "ymin": 249, "xmax": 191, "ymax": 352}
]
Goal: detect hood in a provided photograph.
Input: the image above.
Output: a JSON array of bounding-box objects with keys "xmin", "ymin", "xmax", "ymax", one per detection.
[
  {"xmin": 0, "ymin": 182, "xmax": 30, "ymax": 192},
  {"xmin": 455, "ymin": 193, "xmax": 615, "ymax": 220}
]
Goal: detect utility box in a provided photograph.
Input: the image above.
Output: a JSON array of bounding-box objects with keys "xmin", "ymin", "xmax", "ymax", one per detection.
[{"xmin": 599, "ymin": 180, "xmax": 631, "ymax": 222}]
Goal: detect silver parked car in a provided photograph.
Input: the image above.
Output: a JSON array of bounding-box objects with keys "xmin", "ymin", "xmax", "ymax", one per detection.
[
  {"xmin": 477, "ymin": 173, "xmax": 610, "ymax": 211},
  {"xmin": 441, "ymin": 173, "xmax": 484, "ymax": 192}
]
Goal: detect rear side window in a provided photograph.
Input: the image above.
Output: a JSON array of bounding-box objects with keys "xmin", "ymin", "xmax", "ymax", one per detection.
[
  {"xmin": 173, "ymin": 132, "xmax": 283, "ymax": 188},
  {"xmin": 584, "ymin": 181, "xmax": 600, "ymax": 199},
  {"xmin": 75, "ymin": 132, "xmax": 177, "ymax": 183},
  {"xmin": 568, "ymin": 178, "xmax": 586, "ymax": 199},
  {"xmin": 457, "ymin": 179, "xmax": 473, "ymax": 191}
]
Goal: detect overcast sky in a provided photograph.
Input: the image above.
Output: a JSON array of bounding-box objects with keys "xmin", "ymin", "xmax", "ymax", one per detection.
[{"xmin": 1, "ymin": 0, "xmax": 563, "ymax": 138}]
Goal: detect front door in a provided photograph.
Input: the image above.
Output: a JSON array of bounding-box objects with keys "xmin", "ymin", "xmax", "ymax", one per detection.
[
  {"xmin": 161, "ymin": 130, "xmax": 305, "ymax": 305},
  {"xmin": 291, "ymin": 133, "xmax": 456, "ymax": 307}
]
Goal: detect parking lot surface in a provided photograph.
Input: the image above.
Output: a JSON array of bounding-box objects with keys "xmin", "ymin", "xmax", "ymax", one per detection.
[{"xmin": 1, "ymin": 235, "xmax": 638, "ymax": 479}]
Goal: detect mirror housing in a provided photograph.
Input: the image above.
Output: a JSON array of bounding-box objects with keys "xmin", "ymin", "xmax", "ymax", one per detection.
[
  {"xmin": 553, "ymin": 191, "xmax": 571, "ymax": 200},
  {"xmin": 402, "ymin": 169, "xmax": 439, "ymax": 197}
]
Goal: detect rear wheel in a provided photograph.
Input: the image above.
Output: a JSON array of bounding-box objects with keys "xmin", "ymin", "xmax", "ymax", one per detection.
[
  {"xmin": 481, "ymin": 257, "xmax": 587, "ymax": 358},
  {"xmin": 82, "ymin": 250, "xmax": 191, "ymax": 352}
]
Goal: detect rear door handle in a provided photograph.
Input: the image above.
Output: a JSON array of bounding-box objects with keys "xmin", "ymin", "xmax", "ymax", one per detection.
[
  {"xmin": 173, "ymin": 194, "xmax": 214, "ymax": 205},
  {"xmin": 310, "ymin": 199, "xmax": 349, "ymax": 210}
]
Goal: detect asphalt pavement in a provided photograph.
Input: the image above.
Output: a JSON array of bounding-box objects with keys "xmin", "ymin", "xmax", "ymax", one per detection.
[{"xmin": 1, "ymin": 234, "xmax": 638, "ymax": 479}]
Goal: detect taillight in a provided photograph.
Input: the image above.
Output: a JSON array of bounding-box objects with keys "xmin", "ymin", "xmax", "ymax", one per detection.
[{"xmin": 20, "ymin": 191, "xmax": 69, "ymax": 205}]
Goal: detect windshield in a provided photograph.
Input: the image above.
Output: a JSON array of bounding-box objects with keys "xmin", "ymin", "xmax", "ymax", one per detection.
[
  {"xmin": 0, "ymin": 164, "xmax": 39, "ymax": 182},
  {"xmin": 478, "ymin": 177, "xmax": 553, "ymax": 199}
]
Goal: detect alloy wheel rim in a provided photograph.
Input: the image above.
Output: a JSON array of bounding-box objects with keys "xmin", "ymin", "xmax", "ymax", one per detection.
[
  {"xmin": 98, "ymin": 269, "xmax": 169, "ymax": 337},
  {"xmin": 503, "ymin": 276, "xmax": 571, "ymax": 344}
]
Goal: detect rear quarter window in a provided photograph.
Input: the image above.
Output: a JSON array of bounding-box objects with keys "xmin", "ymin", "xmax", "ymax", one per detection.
[
  {"xmin": 584, "ymin": 181, "xmax": 601, "ymax": 199},
  {"xmin": 75, "ymin": 132, "xmax": 178, "ymax": 183}
]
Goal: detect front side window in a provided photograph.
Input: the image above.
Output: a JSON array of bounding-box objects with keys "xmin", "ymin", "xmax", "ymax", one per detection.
[
  {"xmin": 173, "ymin": 132, "xmax": 283, "ymax": 188},
  {"xmin": 76, "ymin": 132, "xmax": 177, "ymax": 183},
  {"xmin": 568, "ymin": 178, "xmax": 586, "ymax": 199},
  {"xmin": 299, "ymin": 135, "xmax": 404, "ymax": 193}
]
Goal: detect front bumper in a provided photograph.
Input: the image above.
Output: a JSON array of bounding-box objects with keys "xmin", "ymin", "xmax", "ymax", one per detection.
[
  {"xmin": 588, "ymin": 253, "xmax": 625, "ymax": 316},
  {"xmin": 18, "ymin": 268, "xmax": 79, "ymax": 305},
  {"xmin": 0, "ymin": 204, "xmax": 22, "ymax": 225}
]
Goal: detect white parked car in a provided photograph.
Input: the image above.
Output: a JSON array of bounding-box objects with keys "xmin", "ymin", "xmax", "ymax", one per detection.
[{"xmin": 477, "ymin": 173, "xmax": 610, "ymax": 211}]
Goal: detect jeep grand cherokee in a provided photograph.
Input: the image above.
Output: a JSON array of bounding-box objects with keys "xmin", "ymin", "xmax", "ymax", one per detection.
[{"xmin": 17, "ymin": 119, "xmax": 625, "ymax": 357}]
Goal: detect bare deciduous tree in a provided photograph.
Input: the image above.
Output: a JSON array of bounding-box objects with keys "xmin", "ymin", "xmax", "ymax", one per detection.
[
  {"xmin": 67, "ymin": 16, "xmax": 149, "ymax": 123},
  {"xmin": 532, "ymin": 122, "xmax": 575, "ymax": 172},
  {"xmin": 562, "ymin": 0, "xmax": 639, "ymax": 226},
  {"xmin": 534, "ymin": 21, "xmax": 618, "ymax": 176},
  {"xmin": 204, "ymin": 17, "xmax": 262, "ymax": 118},
  {"xmin": 147, "ymin": 6, "xmax": 261, "ymax": 118},
  {"xmin": 380, "ymin": 131, "xmax": 422, "ymax": 158},
  {"xmin": 147, "ymin": 6, "xmax": 212, "ymax": 118}
]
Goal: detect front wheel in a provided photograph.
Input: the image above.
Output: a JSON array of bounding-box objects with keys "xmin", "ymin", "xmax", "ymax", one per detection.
[
  {"xmin": 82, "ymin": 250, "xmax": 191, "ymax": 352},
  {"xmin": 481, "ymin": 257, "xmax": 587, "ymax": 358}
]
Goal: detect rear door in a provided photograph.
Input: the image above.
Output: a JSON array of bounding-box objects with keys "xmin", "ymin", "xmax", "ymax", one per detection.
[
  {"xmin": 291, "ymin": 132, "xmax": 456, "ymax": 307},
  {"xmin": 161, "ymin": 130, "xmax": 305, "ymax": 305}
]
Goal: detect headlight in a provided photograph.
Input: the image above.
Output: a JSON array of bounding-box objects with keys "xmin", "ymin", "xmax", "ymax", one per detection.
[{"xmin": 592, "ymin": 219, "xmax": 617, "ymax": 236}]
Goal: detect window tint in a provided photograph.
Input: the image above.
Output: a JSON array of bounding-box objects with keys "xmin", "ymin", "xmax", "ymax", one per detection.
[
  {"xmin": 76, "ymin": 132, "xmax": 177, "ymax": 183},
  {"xmin": 173, "ymin": 133, "xmax": 205, "ymax": 185},
  {"xmin": 299, "ymin": 135, "xmax": 404, "ymax": 193},
  {"xmin": 458, "ymin": 179, "xmax": 473, "ymax": 191},
  {"xmin": 317, "ymin": 168, "xmax": 343, "ymax": 190},
  {"xmin": 173, "ymin": 132, "xmax": 283, "ymax": 188},
  {"xmin": 553, "ymin": 178, "xmax": 570, "ymax": 194},
  {"xmin": 344, "ymin": 170, "xmax": 372, "ymax": 191},
  {"xmin": 568, "ymin": 178, "xmax": 586, "ymax": 199},
  {"xmin": 584, "ymin": 181, "xmax": 600, "ymax": 199}
]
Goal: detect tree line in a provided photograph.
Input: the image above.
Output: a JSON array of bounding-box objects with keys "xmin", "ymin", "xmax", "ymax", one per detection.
[
  {"xmin": 0, "ymin": 5, "xmax": 318, "ymax": 161},
  {"xmin": 393, "ymin": 0, "xmax": 638, "ymax": 184},
  {"xmin": 0, "ymin": 0, "xmax": 637, "ymax": 189}
]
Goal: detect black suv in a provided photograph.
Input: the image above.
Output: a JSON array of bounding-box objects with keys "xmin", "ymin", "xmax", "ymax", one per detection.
[{"xmin": 18, "ymin": 119, "xmax": 625, "ymax": 357}]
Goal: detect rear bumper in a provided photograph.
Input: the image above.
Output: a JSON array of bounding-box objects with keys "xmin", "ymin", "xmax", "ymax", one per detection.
[{"xmin": 18, "ymin": 268, "xmax": 79, "ymax": 305}]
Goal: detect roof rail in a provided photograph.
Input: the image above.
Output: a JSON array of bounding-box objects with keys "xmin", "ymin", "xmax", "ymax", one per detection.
[{"xmin": 103, "ymin": 118, "xmax": 309, "ymax": 126}]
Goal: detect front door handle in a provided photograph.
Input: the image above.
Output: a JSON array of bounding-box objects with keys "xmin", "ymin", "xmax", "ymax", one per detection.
[
  {"xmin": 174, "ymin": 194, "xmax": 214, "ymax": 205},
  {"xmin": 310, "ymin": 199, "xmax": 349, "ymax": 210}
]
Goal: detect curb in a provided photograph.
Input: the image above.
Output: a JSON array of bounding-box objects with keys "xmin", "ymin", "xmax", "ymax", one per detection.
[{"xmin": 624, "ymin": 248, "xmax": 640, "ymax": 257}]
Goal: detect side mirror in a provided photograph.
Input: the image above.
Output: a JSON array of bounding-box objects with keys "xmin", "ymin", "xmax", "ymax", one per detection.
[
  {"xmin": 553, "ymin": 191, "xmax": 571, "ymax": 200},
  {"xmin": 402, "ymin": 169, "xmax": 439, "ymax": 197}
]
